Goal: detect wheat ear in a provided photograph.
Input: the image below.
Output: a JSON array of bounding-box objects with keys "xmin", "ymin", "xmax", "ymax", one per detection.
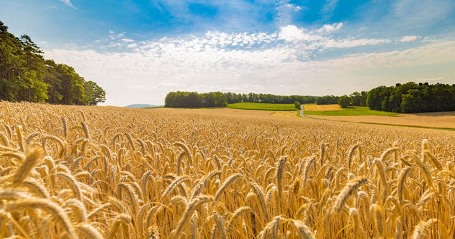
[
  {"xmin": 333, "ymin": 177, "xmax": 367, "ymax": 212},
  {"xmin": 7, "ymin": 198, "xmax": 77, "ymax": 239},
  {"xmin": 12, "ymin": 147, "xmax": 44, "ymax": 183}
]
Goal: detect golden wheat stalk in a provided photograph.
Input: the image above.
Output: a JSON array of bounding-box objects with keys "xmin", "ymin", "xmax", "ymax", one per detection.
[
  {"xmin": 172, "ymin": 195, "xmax": 212, "ymax": 237},
  {"xmin": 333, "ymin": 177, "xmax": 368, "ymax": 212},
  {"xmin": 6, "ymin": 198, "xmax": 77, "ymax": 239},
  {"xmin": 12, "ymin": 147, "xmax": 44, "ymax": 183},
  {"xmin": 214, "ymin": 173, "xmax": 242, "ymax": 201}
]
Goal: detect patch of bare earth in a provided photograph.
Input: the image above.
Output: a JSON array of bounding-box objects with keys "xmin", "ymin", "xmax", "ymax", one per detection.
[{"xmin": 312, "ymin": 111, "xmax": 455, "ymax": 129}]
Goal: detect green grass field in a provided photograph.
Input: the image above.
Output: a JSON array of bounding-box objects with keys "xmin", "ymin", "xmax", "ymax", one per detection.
[
  {"xmin": 304, "ymin": 105, "xmax": 399, "ymax": 116},
  {"xmin": 227, "ymin": 102, "xmax": 297, "ymax": 111}
]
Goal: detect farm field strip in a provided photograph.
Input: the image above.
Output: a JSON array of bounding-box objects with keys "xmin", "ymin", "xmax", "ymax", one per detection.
[
  {"xmin": 309, "ymin": 113, "xmax": 455, "ymax": 130},
  {"xmin": 227, "ymin": 102, "xmax": 297, "ymax": 111},
  {"xmin": 0, "ymin": 102, "xmax": 454, "ymax": 238},
  {"xmin": 303, "ymin": 104, "xmax": 399, "ymax": 116}
]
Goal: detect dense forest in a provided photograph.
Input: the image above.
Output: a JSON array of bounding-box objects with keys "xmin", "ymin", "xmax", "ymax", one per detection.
[
  {"xmin": 165, "ymin": 91, "xmax": 227, "ymax": 108},
  {"xmin": 224, "ymin": 92, "xmax": 317, "ymax": 104},
  {"xmin": 367, "ymin": 82, "xmax": 455, "ymax": 113},
  {"xmin": 0, "ymin": 21, "xmax": 105, "ymax": 105},
  {"xmin": 319, "ymin": 91, "xmax": 369, "ymax": 107},
  {"xmin": 315, "ymin": 95, "xmax": 339, "ymax": 105}
]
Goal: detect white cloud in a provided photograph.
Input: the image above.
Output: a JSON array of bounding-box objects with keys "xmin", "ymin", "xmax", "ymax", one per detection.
[
  {"xmin": 400, "ymin": 35, "xmax": 420, "ymax": 43},
  {"xmin": 104, "ymin": 25, "xmax": 385, "ymax": 55},
  {"xmin": 43, "ymin": 26, "xmax": 454, "ymax": 106},
  {"xmin": 59, "ymin": 0, "xmax": 75, "ymax": 8},
  {"xmin": 278, "ymin": 24, "xmax": 388, "ymax": 48},
  {"xmin": 316, "ymin": 23, "xmax": 343, "ymax": 34},
  {"xmin": 285, "ymin": 3, "xmax": 302, "ymax": 11},
  {"xmin": 324, "ymin": 38, "xmax": 391, "ymax": 48},
  {"xmin": 121, "ymin": 38, "xmax": 135, "ymax": 43},
  {"xmin": 278, "ymin": 25, "xmax": 321, "ymax": 42}
]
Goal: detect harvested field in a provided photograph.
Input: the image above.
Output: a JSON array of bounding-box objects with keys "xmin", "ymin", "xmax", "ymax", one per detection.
[{"xmin": 311, "ymin": 111, "xmax": 455, "ymax": 130}]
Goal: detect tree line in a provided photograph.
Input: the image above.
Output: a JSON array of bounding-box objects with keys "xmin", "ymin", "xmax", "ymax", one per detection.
[
  {"xmin": 337, "ymin": 91, "xmax": 369, "ymax": 108},
  {"xmin": 165, "ymin": 91, "xmax": 227, "ymax": 108},
  {"xmin": 165, "ymin": 91, "xmax": 320, "ymax": 108},
  {"xmin": 366, "ymin": 82, "xmax": 455, "ymax": 113},
  {"xmin": 165, "ymin": 91, "xmax": 369, "ymax": 109},
  {"xmin": 225, "ymin": 92, "xmax": 317, "ymax": 104},
  {"xmin": 0, "ymin": 21, "xmax": 105, "ymax": 105},
  {"xmin": 166, "ymin": 82, "xmax": 455, "ymax": 114},
  {"xmin": 315, "ymin": 95, "xmax": 339, "ymax": 105}
]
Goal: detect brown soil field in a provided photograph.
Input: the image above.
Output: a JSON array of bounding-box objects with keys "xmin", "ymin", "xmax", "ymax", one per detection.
[{"xmin": 311, "ymin": 111, "xmax": 455, "ymax": 130}]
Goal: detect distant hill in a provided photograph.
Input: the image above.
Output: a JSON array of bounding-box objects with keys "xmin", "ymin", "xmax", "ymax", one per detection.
[{"xmin": 125, "ymin": 104, "xmax": 158, "ymax": 108}]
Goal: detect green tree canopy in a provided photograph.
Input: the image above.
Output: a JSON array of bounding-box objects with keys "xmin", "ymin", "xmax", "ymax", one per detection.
[
  {"xmin": 0, "ymin": 20, "xmax": 106, "ymax": 105},
  {"xmin": 294, "ymin": 101, "xmax": 301, "ymax": 109},
  {"xmin": 84, "ymin": 81, "xmax": 106, "ymax": 105},
  {"xmin": 338, "ymin": 95, "xmax": 351, "ymax": 108},
  {"xmin": 367, "ymin": 82, "xmax": 455, "ymax": 113}
]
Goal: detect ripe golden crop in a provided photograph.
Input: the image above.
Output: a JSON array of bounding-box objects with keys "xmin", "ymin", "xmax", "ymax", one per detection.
[{"xmin": 0, "ymin": 102, "xmax": 454, "ymax": 238}]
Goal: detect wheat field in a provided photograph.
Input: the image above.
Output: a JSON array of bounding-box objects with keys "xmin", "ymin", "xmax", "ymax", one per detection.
[{"xmin": 0, "ymin": 102, "xmax": 454, "ymax": 238}]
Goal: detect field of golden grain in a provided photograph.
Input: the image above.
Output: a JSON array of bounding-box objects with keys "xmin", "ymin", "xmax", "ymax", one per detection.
[
  {"xmin": 303, "ymin": 104, "xmax": 341, "ymax": 111},
  {"xmin": 0, "ymin": 102, "xmax": 454, "ymax": 238}
]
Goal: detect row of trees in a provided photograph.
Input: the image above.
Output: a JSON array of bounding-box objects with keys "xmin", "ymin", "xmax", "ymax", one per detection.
[
  {"xmin": 0, "ymin": 21, "xmax": 105, "ymax": 105},
  {"xmin": 165, "ymin": 84, "xmax": 455, "ymax": 114},
  {"xmin": 225, "ymin": 92, "xmax": 317, "ymax": 104},
  {"xmin": 165, "ymin": 91, "xmax": 319, "ymax": 108},
  {"xmin": 165, "ymin": 90, "xmax": 368, "ymax": 110},
  {"xmin": 165, "ymin": 91, "xmax": 227, "ymax": 108},
  {"xmin": 315, "ymin": 95, "xmax": 339, "ymax": 105},
  {"xmin": 337, "ymin": 91, "xmax": 368, "ymax": 108},
  {"xmin": 367, "ymin": 82, "xmax": 455, "ymax": 113}
]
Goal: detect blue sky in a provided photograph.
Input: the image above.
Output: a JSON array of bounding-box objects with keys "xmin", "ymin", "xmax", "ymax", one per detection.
[{"xmin": 1, "ymin": 0, "xmax": 455, "ymax": 106}]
